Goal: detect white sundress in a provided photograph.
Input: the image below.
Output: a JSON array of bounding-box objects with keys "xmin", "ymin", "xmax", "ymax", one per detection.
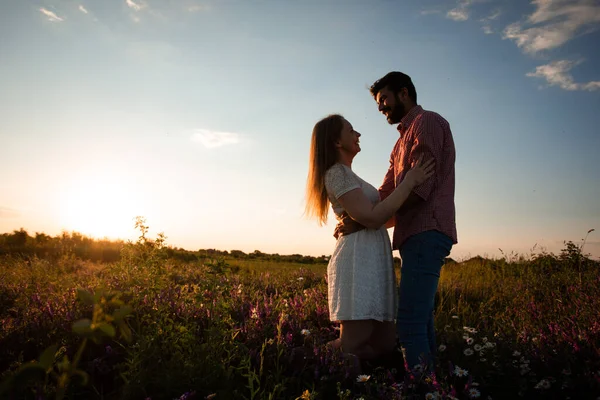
[{"xmin": 324, "ymin": 163, "xmax": 398, "ymax": 322}]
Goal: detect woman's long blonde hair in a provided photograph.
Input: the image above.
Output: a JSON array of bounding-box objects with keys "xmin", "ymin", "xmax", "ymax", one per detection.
[{"xmin": 305, "ymin": 114, "xmax": 344, "ymax": 226}]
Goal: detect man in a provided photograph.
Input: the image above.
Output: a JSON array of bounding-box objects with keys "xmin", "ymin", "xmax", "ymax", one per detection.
[{"xmin": 368, "ymin": 71, "xmax": 457, "ymax": 372}]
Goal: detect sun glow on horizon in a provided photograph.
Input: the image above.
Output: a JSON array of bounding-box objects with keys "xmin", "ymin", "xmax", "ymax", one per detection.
[{"xmin": 58, "ymin": 174, "xmax": 145, "ymax": 240}]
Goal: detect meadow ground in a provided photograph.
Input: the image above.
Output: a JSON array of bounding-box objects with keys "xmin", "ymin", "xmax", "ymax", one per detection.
[{"xmin": 1, "ymin": 239, "xmax": 599, "ymax": 399}]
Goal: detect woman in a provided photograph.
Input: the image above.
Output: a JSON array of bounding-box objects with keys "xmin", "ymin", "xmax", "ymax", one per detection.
[{"xmin": 305, "ymin": 114, "xmax": 434, "ymax": 361}]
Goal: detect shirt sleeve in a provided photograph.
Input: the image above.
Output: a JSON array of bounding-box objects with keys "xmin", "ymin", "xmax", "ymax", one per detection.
[
  {"xmin": 324, "ymin": 164, "xmax": 360, "ymax": 199},
  {"xmin": 409, "ymin": 113, "xmax": 444, "ymax": 201},
  {"xmin": 378, "ymin": 141, "xmax": 400, "ymax": 201}
]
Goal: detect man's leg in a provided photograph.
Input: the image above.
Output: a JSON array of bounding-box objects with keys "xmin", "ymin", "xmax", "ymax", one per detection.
[{"xmin": 396, "ymin": 230, "xmax": 452, "ymax": 372}]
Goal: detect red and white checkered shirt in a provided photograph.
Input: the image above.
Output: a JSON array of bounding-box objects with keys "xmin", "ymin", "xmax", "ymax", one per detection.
[{"xmin": 378, "ymin": 105, "xmax": 458, "ymax": 250}]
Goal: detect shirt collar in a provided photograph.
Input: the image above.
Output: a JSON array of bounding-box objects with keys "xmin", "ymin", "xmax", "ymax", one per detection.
[{"xmin": 397, "ymin": 105, "xmax": 423, "ymax": 134}]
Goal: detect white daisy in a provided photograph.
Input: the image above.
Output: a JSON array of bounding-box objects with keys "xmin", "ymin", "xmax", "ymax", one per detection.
[
  {"xmin": 356, "ymin": 374, "xmax": 370, "ymax": 383},
  {"xmin": 534, "ymin": 379, "xmax": 551, "ymax": 389}
]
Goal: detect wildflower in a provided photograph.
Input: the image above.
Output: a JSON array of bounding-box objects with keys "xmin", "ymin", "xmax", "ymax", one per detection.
[
  {"xmin": 206, "ymin": 394, "xmax": 217, "ymax": 400},
  {"xmin": 251, "ymin": 309, "xmax": 259, "ymax": 319},
  {"xmin": 452, "ymin": 315, "xmax": 459, "ymax": 319},
  {"xmin": 464, "ymin": 348, "xmax": 474, "ymax": 356},
  {"xmin": 454, "ymin": 366, "xmax": 468, "ymax": 377},
  {"xmin": 297, "ymin": 277, "xmax": 304, "ymax": 281},
  {"xmin": 301, "ymin": 329, "xmax": 311, "ymax": 336},
  {"xmin": 468, "ymin": 388, "xmax": 481, "ymax": 398},
  {"xmin": 463, "ymin": 326, "xmax": 477, "ymax": 334},
  {"xmin": 425, "ymin": 393, "xmax": 438, "ymax": 400},
  {"xmin": 412, "ymin": 364, "xmax": 424, "ymax": 374},
  {"xmin": 535, "ymin": 379, "xmax": 551, "ymax": 389},
  {"xmin": 466, "ymin": 337, "xmax": 474, "ymax": 345},
  {"xmin": 356, "ymin": 374, "xmax": 370, "ymax": 383},
  {"xmin": 438, "ymin": 344, "xmax": 447, "ymax": 352},
  {"xmin": 474, "ymin": 344, "xmax": 482, "ymax": 351},
  {"xmin": 512, "ymin": 351, "xmax": 521, "ymax": 357}
]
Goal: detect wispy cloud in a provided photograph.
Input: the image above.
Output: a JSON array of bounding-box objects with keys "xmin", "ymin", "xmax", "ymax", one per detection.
[
  {"xmin": 126, "ymin": 0, "xmax": 146, "ymax": 12},
  {"xmin": 482, "ymin": 25, "xmax": 494, "ymax": 34},
  {"xmin": 526, "ymin": 59, "xmax": 600, "ymax": 91},
  {"xmin": 188, "ymin": 4, "xmax": 209, "ymax": 12},
  {"xmin": 79, "ymin": 5, "xmax": 88, "ymax": 14},
  {"xmin": 446, "ymin": 0, "xmax": 482, "ymax": 21},
  {"xmin": 480, "ymin": 8, "xmax": 501, "ymax": 34},
  {"xmin": 39, "ymin": 7, "xmax": 64, "ymax": 22},
  {"xmin": 190, "ymin": 129, "xmax": 241, "ymax": 148},
  {"xmin": 0, "ymin": 206, "xmax": 20, "ymax": 219},
  {"xmin": 503, "ymin": 0, "xmax": 600, "ymax": 54}
]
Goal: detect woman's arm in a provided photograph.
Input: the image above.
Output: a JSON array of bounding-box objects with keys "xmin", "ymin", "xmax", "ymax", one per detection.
[{"xmin": 337, "ymin": 156, "xmax": 434, "ymax": 229}]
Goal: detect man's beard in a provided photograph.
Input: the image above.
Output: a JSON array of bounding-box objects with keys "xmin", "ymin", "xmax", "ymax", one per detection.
[{"xmin": 386, "ymin": 102, "xmax": 405, "ymax": 125}]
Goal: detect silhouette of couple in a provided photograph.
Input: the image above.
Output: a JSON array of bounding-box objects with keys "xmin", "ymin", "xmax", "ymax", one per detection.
[{"xmin": 305, "ymin": 71, "xmax": 457, "ymax": 374}]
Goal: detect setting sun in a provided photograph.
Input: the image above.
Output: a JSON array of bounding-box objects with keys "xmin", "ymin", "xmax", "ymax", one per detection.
[{"xmin": 58, "ymin": 175, "xmax": 143, "ymax": 240}]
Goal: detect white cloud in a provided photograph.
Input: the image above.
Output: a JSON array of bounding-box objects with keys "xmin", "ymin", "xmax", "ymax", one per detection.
[
  {"xmin": 485, "ymin": 9, "xmax": 501, "ymax": 21},
  {"xmin": 526, "ymin": 59, "xmax": 600, "ymax": 91},
  {"xmin": 446, "ymin": 0, "xmax": 483, "ymax": 21},
  {"xmin": 503, "ymin": 0, "xmax": 600, "ymax": 54},
  {"xmin": 188, "ymin": 4, "xmax": 209, "ymax": 12},
  {"xmin": 190, "ymin": 129, "xmax": 241, "ymax": 148},
  {"xmin": 79, "ymin": 5, "xmax": 88, "ymax": 14},
  {"xmin": 482, "ymin": 25, "xmax": 494, "ymax": 34},
  {"xmin": 480, "ymin": 9, "xmax": 501, "ymax": 34},
  {"xmin": 447, "ymin": 8, "xmax": 470, "ymax": 21},
  {"xmin": 39, "ymin": 7, "xmax": 64, "ymax": 22},
  {"xmin": 126, "ymin": 0, "xmax": 146, "ymax": 12}
]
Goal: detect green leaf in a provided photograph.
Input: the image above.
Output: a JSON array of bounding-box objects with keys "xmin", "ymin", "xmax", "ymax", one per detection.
[
  {"xmin": 0, "ymin": 375, "xmax": 14, "ymax": 396},
  {"xmin": 71, "ymin": 369, "xmax": 89, "ymax": 386},
  {"xmin": 118, "ymin": 321, "xmax": 133, "ymax": 343},
  {"xmin": 38, "ymin": 344, "xmax": 58, "ymax": 371},
  {"xmin": 72, "ymin": 319, "xmax": 93, "ymax": 336},
  {"xmin": 113, "ymin": 305, "xmax": 133, "ymax": 321},
  {"xmin": 97, "ymin": 323, "xmax": 116, "ymax": 338},
  {"xmin": 76, "ymin": 289, "xmax": 95, "ymax": 306},
  {"xmin": 11, "ymin": 363, "xmax": 46, "ymax": 388}
]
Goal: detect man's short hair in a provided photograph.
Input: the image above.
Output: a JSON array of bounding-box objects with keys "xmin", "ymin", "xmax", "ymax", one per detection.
[{"xmin": 370, "ymin": 72, "xmax": 417, "ymax": 103}]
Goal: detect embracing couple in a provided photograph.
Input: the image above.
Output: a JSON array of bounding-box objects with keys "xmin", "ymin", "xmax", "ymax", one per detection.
[{"xmin": 305, "ymin": 71, "xmax": 457, "ymax": 374}]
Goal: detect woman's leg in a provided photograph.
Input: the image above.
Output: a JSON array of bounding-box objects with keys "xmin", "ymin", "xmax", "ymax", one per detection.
[
  {"xmin": 369, "ymin": 321, "xmax": 397, "ymax": 357},
  {"xmin": 340, "ymin": 320, "xmax": 377, "ymax": 360}
]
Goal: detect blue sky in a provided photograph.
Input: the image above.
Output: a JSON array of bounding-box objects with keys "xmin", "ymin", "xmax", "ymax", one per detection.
[{"xmin": 1, "ymin": 0, "xmax": 599, "ymax": 260}]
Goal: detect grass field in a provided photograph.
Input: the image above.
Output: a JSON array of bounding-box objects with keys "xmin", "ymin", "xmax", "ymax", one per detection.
[{"xmin": 1, "ymin": 237, "xmax": 599, "ymax": 399}]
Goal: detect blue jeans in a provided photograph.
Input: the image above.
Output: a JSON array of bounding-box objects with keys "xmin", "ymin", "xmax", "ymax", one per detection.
[{"xmin": 396, "ymin": 230, "xmax": 453, "ymax": 371}]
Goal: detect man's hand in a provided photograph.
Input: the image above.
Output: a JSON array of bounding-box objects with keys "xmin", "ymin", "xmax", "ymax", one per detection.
[{"xmin": 333, "ymin": 212, "xmax": 366, "ymax": 239}]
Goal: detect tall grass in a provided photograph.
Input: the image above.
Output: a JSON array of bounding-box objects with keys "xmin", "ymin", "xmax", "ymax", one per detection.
[{"xmin": 0, "ymin": 226, "xmax": 598, "ymax": 399}]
